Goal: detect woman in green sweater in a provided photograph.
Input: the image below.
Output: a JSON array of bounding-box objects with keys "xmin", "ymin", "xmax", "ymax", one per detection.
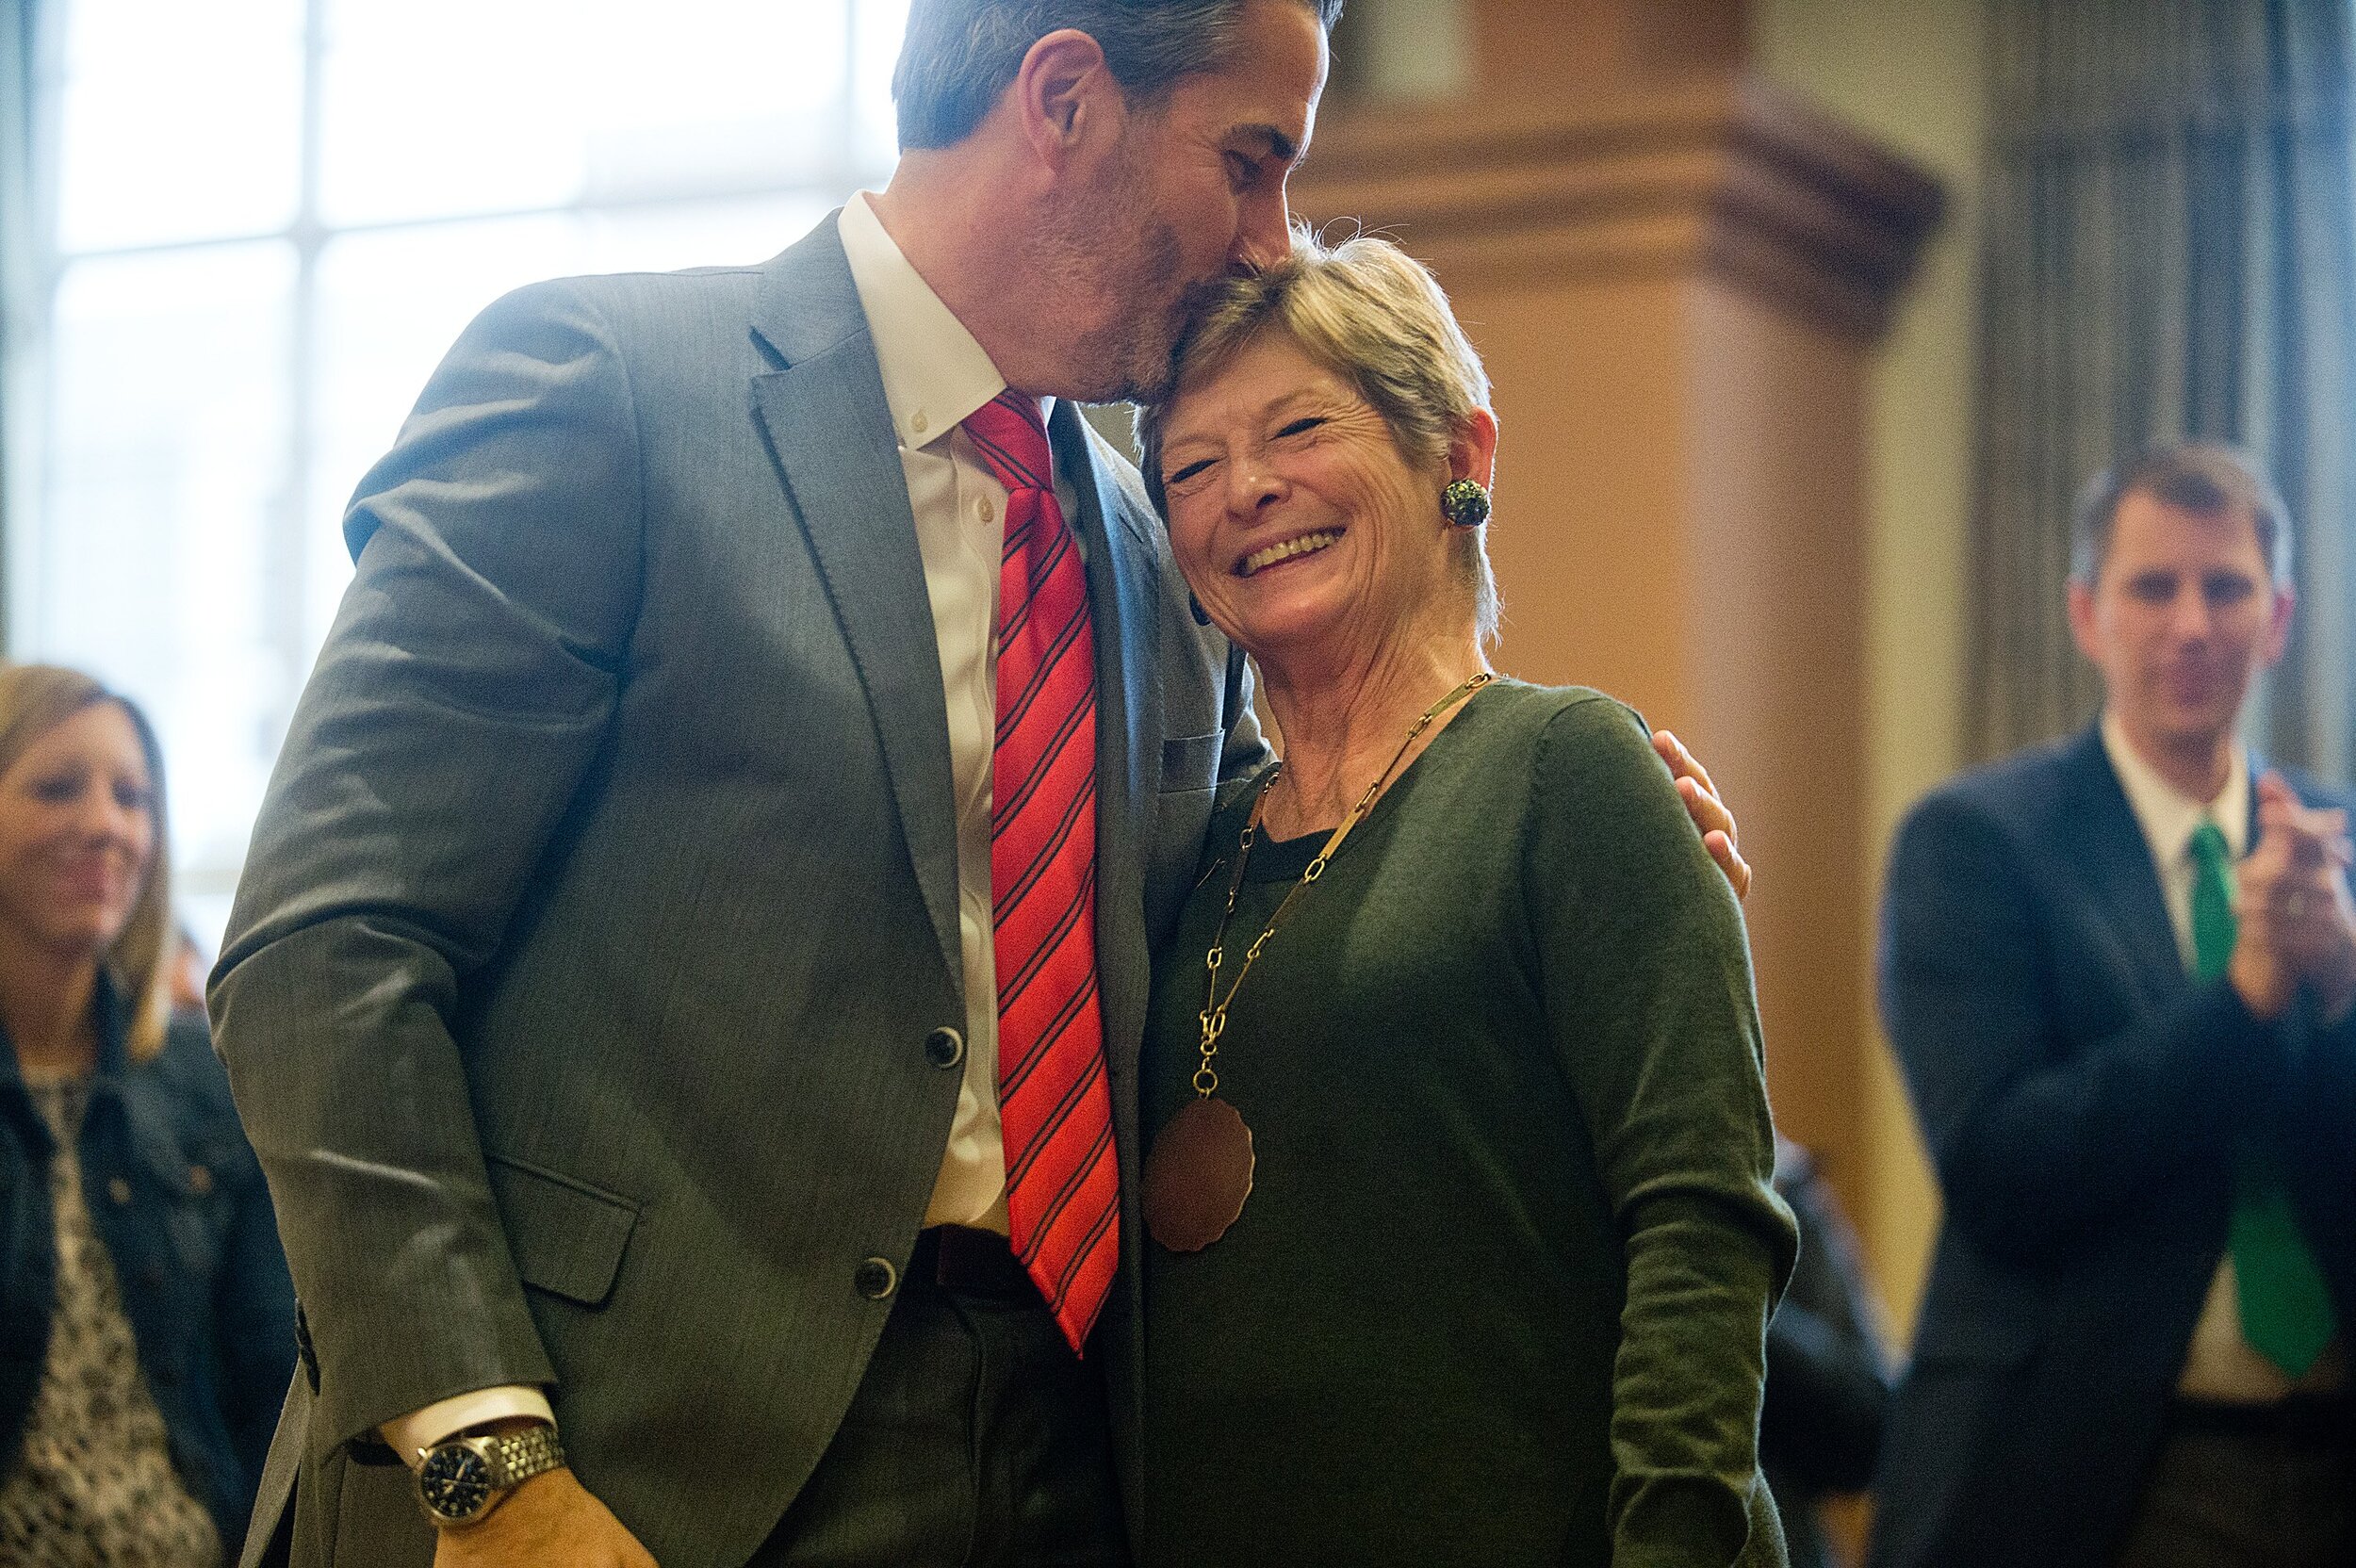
[{"xmin": 1132, "ymin": 233, "xmax": 1799, "ymax": 1567}]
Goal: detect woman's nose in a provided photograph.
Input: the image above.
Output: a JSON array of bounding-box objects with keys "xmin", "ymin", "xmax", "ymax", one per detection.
[
  {"xmin": 78, "ymin": 790, "xmax": 138, "ymax": 842},
  {"xmin": 1226, "ymin": 455, "xmax": 1284, "ymax": 517}
]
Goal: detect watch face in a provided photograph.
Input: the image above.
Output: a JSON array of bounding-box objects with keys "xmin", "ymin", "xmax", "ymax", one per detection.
[{"xmin": 419, "ymin": 1445, "xmax": 496, "ymax": 1521}]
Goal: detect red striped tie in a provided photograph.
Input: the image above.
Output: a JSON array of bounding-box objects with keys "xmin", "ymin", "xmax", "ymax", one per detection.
[{"xmin": 965, "ymin": 390, "xmax": 1117, "ymax": 1354}]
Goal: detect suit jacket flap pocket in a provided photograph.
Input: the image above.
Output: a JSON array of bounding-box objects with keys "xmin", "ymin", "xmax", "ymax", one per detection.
[
  {"xmin": 485, "ymin": 1154, "xmax": 639, "ymax": 1308},
  {"xmin": 1160, "ymin": 731, "xmax": 1221, "ymax": 792}
]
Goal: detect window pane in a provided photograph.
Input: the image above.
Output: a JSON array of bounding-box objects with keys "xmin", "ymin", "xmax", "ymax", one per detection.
[
  {"xmin": 308, "ymin": 214, "xmax": 592, "ymax": 645},
  {"xmin": 35, "ymin": 243, "xmax": 297, "ymax": 886},
  {"xmin": 852, "ymin": 0, "xmax": 910, "ymax": 170},
  {"xmin": 319, "ymin": 0, "xmax": 868, "ymax": 227},
  {"xmin": 581, "ymin": 190, "xmax": 833, "ymax": 274},
  {"xmin": 56, "ymin": 0, "xmax": 304, "ymax": 251}
]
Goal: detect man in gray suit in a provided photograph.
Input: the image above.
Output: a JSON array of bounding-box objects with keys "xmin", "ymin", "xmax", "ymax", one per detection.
[
  {"xmin": 215, "ymin": 4, "xmax": 1745, "ymax": 1566},
  {"xmin": 214, "ymin": 5, "xmax": 1331, "ymax": 1565}
]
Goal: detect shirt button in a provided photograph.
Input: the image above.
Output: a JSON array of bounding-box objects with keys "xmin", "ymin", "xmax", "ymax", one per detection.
[
  {"xmin": 924, "ymin": 1027, "xmax": 965, "ymax": 1070},
  {"xmin": 978, "ymin": 498, "xmax": 995, "ymax": 524},
  {"xmin": 910, "ymin": 410, "xmax": 929, "ymax": 435},
  {"xmin": 854, "ymin": 1257, "xmax": 899, "ymax": 1300},
  {"xmin": 107, "ymin": 1177, "xmax": 133, "ymax": 1205},
  {"xmin": 188, "ymin": 1164, "xmax": 214, "ymax": 1195}
]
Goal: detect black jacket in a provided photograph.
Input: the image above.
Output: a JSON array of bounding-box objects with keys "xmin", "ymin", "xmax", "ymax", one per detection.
[
  {"xmin": 1870, "ymin": 727, "xmax": 2356, "ymax": 1568},
  {"xmin": 1, "ymin": 978, "xmax": 295, "ymax": 1552}
]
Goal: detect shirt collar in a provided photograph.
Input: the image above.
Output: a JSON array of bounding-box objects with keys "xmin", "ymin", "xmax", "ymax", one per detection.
[
  {"xmin": 836, "ymin": 192, "xmax": 1052, "ymax": 452},
  {"xmin": 2101, "ymin": 709, "xmax": 2250, "ymax": 864}
]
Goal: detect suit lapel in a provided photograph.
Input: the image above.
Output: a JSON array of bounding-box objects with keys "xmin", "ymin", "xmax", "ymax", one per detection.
[
  {"xmin": 746, "ymin": 218, "xmax": 962, "ymax": 989},
  {"xmin": 1055, "ymin": 406, "xmax": 1158, "ymax": 1096},
  {"xmin": 2067, "ymin": 727, "xmax": 2192, "ymax": 1005}
]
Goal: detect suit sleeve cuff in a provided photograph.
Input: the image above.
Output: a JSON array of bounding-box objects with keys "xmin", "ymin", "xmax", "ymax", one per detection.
[{"xmin": 380, "ymin": 1386, "xmax": 556, "ymax": 1469}]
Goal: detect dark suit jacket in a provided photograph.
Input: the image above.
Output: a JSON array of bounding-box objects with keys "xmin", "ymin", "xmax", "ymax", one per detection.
[
  {"xmin": 1869, "ymin": 725, "xmax": 2356, "ymax": 1568},
  {"xmin": 211, "ymin": 213, "xmax": 1263, "ymax": 1568}
]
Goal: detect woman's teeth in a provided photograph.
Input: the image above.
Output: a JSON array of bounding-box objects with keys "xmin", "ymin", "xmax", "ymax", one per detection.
[{"xmin": 1239, "ymin": 531, "xmax": 1341, "ymax": 577}]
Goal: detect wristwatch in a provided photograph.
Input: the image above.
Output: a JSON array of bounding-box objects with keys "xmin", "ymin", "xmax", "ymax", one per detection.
[{"xmin": 414, "ymin": 1422, "xmax": 565, "ymax": 1528}]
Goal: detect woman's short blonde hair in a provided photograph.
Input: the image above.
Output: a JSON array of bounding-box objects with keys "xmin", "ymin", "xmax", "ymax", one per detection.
[
  {"xmin": 0, "ymin": 664, "xmax": 173, "ymax": 1063},
  {"xmin": 1138, "ymin": 227, "xmax": 1500, "ymax": 644}
]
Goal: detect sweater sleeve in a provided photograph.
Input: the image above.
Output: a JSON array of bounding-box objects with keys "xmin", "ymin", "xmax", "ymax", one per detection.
[{"xmin": 1524, "ymin": 694, "xmax": 1798, "ymax": 1568}]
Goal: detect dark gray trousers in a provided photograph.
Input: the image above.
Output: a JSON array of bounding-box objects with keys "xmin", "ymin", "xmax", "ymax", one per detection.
[
  {"xmin": 2113, "ymin": 1401, "xmax": 2356, "ymax": 1568},
  {"xmin": 750, "ymin": 1238, "xmax": 1126, "ymax": 1568}
]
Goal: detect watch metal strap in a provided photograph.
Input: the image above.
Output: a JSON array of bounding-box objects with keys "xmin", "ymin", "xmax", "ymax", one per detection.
[{"xmin": 483, "ymin": 1423, "xmax": 565, "ymax": 1488}]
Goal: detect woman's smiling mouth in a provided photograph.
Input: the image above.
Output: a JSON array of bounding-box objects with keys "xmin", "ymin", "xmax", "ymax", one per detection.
[{"xmin": 1236, "ymin": 529, "xmax": 1343, "ymax": 578}]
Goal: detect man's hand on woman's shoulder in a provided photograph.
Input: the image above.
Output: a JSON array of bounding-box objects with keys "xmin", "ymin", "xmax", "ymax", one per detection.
[{"xmin": 1653, "ymin": 728, "xmax": 1751, "ymax": 902}]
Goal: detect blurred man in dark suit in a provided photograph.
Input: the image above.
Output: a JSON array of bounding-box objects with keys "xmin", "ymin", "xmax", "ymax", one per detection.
[{"xmin": 1873, "ymin": 443, "xmax": 2356, "ymax": 1568}]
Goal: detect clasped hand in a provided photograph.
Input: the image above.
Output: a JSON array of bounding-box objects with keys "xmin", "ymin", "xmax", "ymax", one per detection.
[
  {"xmin": 431, "ymin": 1468, "xmax": 655, "ymax": 1568},
  {"xmin": 2229, "ymin": 772, "xmax": 2356, "ymax": 1023}
]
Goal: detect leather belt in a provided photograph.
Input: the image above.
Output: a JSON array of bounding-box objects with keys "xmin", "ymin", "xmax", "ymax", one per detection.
[
  {"xmin": 910, "ymin": 1225, "xmax": 1037, "ymax": 1299},
  {"xmin": 2168, "ymin": 1393, "xmax": 2356, "ymax": 1446}
]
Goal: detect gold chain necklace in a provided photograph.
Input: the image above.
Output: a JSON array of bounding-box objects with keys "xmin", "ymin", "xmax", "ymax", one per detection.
[{"xmin": 1142, "ymin": 669, "xmax": 1493, "ymax": 1252}]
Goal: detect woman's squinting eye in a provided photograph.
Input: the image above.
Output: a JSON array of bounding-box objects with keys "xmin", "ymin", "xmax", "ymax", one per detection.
[
  {"xmin": 29, "ymin": 774, "xmax": 83, "ymax": 805},
  {"xmin": 1274, "ymin": 416, "xmax": 1325, "ymax": 439},
  {"xmin": 1164, "ymin": 457, "xmax": 1217, "ymax": 489}
]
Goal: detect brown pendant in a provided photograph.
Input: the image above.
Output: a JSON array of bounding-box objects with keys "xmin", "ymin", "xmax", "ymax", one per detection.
[{"xmin": 1144, "ymin": 1095, "xmax": 1256, "ymax": 1252}]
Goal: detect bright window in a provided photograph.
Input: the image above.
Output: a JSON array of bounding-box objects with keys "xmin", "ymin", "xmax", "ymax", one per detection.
[{"xmin": 14, "ymin": 0, "xmax": 909, "ymax": 939}]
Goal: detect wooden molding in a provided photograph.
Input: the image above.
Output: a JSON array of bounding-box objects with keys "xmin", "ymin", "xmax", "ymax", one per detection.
[{"xmin": 1294, "ymin": 75, "xmax": 1947, "ymax": 342}]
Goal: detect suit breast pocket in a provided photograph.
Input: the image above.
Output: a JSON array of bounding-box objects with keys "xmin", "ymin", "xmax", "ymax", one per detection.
[
  {"xmin": 1159, "ymin": 731, "xmax": 1222, "ymax": 794},
  {"xmin": 1146, "ymin": 732, "xmax": 1224, "ymax": 932}
]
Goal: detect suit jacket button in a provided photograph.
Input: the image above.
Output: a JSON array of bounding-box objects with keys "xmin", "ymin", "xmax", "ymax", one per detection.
[
  {"xmin": 107, "ymin": 1177, "xmax": 133, "ymax": 1205},
  {"xmin": 854, "ymin": 1258, "xmax": 899, "ymax": 1300},
  {"xmin": 924, "ymin": 1027, "xmax": 965, "ymax": 1070}
]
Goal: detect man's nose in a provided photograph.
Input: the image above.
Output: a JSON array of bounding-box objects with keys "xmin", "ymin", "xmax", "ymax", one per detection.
[
  {"xmin": 1230, "ymin": 187, "xmax": 1291, "ymax": 274},
  {"xmin": 2167, "ymin": 588, "xmax": 2216, "ymax": 641}
]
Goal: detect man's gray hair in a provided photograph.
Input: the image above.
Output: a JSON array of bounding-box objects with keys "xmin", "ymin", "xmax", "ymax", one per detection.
[
  {"xmin": 2069, "ymin": 441, "xmax": 2294, "ymax": 585},
  {"xmin": 892, "ymin": 0, "xmax": 1344, "ymax": 151}
]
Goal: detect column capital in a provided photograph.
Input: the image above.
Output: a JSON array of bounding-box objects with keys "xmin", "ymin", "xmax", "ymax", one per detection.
[{"xmin": 1296, "ymin": 76, "xmax": 1946, "ymax": 343}]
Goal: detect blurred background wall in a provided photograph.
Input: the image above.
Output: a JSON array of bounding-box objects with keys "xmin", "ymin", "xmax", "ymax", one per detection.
[{"xmin": 1752, "ymin": 0, "xmax": 1986, "ymax": 1334}]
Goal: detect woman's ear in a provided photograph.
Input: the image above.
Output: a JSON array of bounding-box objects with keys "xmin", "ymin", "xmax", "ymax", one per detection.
[{"xmin": 1448, "ymin": 407, "xmax": 1499, "ymax": 490}]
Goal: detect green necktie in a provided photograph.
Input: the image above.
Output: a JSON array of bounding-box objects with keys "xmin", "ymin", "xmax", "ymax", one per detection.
[{"xmin": 2188, "ymin": 819, "xmax": 2338, "ymax": 1377}]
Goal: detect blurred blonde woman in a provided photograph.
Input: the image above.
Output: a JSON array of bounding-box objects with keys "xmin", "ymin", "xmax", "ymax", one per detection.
[{"xmin": 0, "ymin": 664, "xmax": 293, "ymax": 1565}]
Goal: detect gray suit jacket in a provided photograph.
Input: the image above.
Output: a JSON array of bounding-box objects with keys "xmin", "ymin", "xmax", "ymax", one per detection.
[{"xmin": 212, "ymin": 213, "xmax": 1263, "ymax": 1568}]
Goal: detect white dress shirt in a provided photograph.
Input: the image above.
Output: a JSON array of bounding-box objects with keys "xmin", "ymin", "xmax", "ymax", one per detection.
[
  {"xmin": 387, "ymin": 194, "xmax": 1073, "ymax": 1461},
  {"xmin": 2100, "ymin": 712, "xmax": 2343, "ymax": 1400}
]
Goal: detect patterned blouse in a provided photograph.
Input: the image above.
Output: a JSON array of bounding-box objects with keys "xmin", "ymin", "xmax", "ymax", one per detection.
[{"xmin": 0, "ymin": 1072, "xmax": 221, "ymax": 1568}]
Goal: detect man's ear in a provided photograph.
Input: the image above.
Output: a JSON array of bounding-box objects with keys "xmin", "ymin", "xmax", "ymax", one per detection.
[
  {"xmin": 2262, "ymin": 580, "xmax": 2297, "ymax": 668},
  {"xmin": 1448, "ymin": 408, "xmax": 1499, "ymax": 490},
  {"xmin": 2066, "ymin": 576, "xmax": 2102, "ymax": 666},
  {"xmin": 1011, "ymin": 29, "xmax": 1118, "ymax": 171}
]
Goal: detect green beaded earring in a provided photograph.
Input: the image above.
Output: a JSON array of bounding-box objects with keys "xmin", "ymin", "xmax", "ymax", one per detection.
[{"xmin": 1441, "ymin": 479, "xmax": 1491, "ymax": 530}]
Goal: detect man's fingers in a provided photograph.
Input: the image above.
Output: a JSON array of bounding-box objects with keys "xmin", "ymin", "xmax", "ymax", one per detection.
[
  {"xmin": 1653, "ymin": 727, "xmax": 1722, "ymax": 805},
  {"xmin": 1703, "ymin": 828, "xmax": 1753, "ymax": 903},
  {"xmin": 1677, "ymin": 775, "xmax": 1735, "ymax": 840},
  {"xmin": 1653, "ymin": 728, "xmax": 1746, "ymax": 899}
]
